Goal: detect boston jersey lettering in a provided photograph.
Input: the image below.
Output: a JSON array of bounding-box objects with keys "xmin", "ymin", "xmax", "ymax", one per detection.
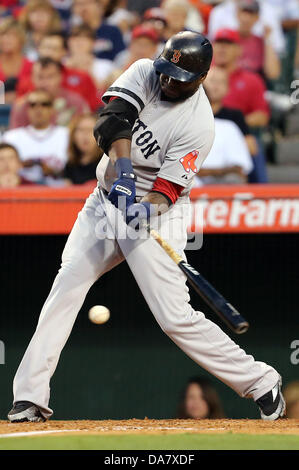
[{"xmin": 132, "ymin": 118, "xmax": 161, "ymax": 159}]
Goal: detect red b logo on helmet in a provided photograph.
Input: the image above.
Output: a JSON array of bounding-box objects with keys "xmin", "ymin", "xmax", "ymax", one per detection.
[{"xmin": 171, "ymin": 49, "xmax": 181, "ymax": 64}]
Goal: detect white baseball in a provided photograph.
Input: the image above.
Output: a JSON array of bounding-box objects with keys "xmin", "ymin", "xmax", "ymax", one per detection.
[{"xmin": 88, "ymin": 305, "xmax": 110, "ymax": 324}]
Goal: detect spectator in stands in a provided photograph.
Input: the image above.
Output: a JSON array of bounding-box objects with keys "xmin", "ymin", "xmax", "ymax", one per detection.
[
  {"xmin": 38, "ymin": 31, "xmax": 68, "ymax": 63},
  {"xmin": 19, "ymin": 0, "xmax": 62, "ymax": 61},
  {"xmin": 126, "ymin": 0, "xmax": 160, "ymax": 16},
  {"xmin": 0, "ymin": 142, "xmax": 33, "ymax": 188},
  {"xmin": 143, "ymin": 7, "xmax": 168, "ymax": 41},
  {"xmin": 213, "ymin": 29, "xmax": 270, "ymax": 128},
  {"xmin": 265, "ymin": 0, "xmax": 299, "ymax": 92},
  {"xmin": 212, "ymin": 30, "xmax": 270, "ymax": 182},
  {"xmin": 162, "ymin": 0, "xmax": 204, "ymax": 35},
  {"xmin": 104, "ymin": 0, "xmax": 138, "ymax": 38},
  {"xmin": 16, "ymin": 31, "xmax": 100, "ymax": 111},
  {"xmin": 265, "ymin": 0, "xmax": 299, "ymax": 32},
  {"xmin": 71, "ymin": 0, "xmax": 125, "ymax": 61},
  {"xmin": 284, "ymin": 381, "xmax": 299, "ymax": 419},
  {"xmin": 195, "ymin": 117, "xmax": 253, "ymax": 185},
  {"xmin": 188, "ymin": 1, "xmax": 213, "ymax": 34},
  {"xmin": 237, "ymin": 0, "xmax": 281, "ymax": 80},
  {"xmin": 204, "ymin": 66, "xmax": 258, "ymax": 155},
  {"xmin": 65, "ymin": 25, "xmax": 115, "ymax": 89},
  {"xmin": 113, "ymin": 24, "xmax": 160, "ymax": 70},
  {"xmin": 0, "ymin": 18, "xmax": 32, "ymax": 86},
  {"xmin": 177, "ymin": 377, "xmax": 225, "ymax": 419},
  {"xmin": 64, "ymin": 113, "xmax": 102, "ymax": 185},
  {"xmin": 208, "ymin": 0, "xmax": 286, "ymax": 56},
  {"xmin": 2, "ymin": 89, "xmax": 69, "ymax": 185},
  {"xmin": 161, "ymin": 0, "xmax": 189, "ymax": 40},
  {"xmin": 0, "ymin": 1, "xmax": 24, "ymax": 19},
  {"xmin": 49, "ymin": 0, "xmax": 73, "ymax": 28},
  {"xmin": 10, "ymin": 57, "xmax": 90, "ymax": 129}
]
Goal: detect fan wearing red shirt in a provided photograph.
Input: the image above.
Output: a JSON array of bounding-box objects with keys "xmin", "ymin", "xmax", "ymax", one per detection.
[
  {"xmin": 0, "ymin": 0, "xmax": 23, "ymax": 18},
  {"xmin": 212, "ymin": 28, "xmax": 269, "ymax": 129},
  {"xmin": 10, "ymin": 58, "xmax": 90, "ymax": 129},
  {"xmin": 16, "ymin": 32, "xmax": 100, "ymax": 112},
  {"xmin": 0, "ymin": 17, "xmax": 32, "ymax": 86},
  {"xmin": 236, "ymin": 0, "xmax": 280, "ymax": 81}
]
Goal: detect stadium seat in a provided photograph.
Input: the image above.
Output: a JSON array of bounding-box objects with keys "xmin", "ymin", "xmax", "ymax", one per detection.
[{"xmin": 0, "ymin": 105, "xmax": 11, "ymax": 128}]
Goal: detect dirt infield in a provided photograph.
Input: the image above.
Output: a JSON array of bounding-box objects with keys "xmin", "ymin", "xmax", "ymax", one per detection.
[{"xmin": 0, "ymin": 419, "xmax": 299, "ymax": 437}]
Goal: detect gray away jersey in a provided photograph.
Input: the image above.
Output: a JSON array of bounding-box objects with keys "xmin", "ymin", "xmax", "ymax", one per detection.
[{"xmin": 96, "ymin": 58, "xmax": 215, "ymax": 199}]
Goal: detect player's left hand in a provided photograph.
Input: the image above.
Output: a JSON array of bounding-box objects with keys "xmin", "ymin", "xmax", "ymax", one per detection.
[
  {"xmin": 108, "ymin": 157, "xmax": 136, "ymax": 210},
  {"xmin": 126, "ymin": 202, "xmax": 155, "ymax": 230},
  {"xmin": 108, "ymin": 176, "xmax": 136, "ymax": 210}
]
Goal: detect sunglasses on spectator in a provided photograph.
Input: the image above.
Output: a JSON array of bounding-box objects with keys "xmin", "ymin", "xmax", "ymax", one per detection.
[
  {"xmin": 241, "ymin": 8, "xmax": 258, "ymax": 13},
  {"xmin": 28, "ymin": 101, "xmax": 53, "ymax": 108}
]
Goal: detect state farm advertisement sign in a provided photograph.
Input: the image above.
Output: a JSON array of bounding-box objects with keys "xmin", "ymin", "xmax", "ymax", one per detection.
[
  {"xmin": 189, "ymin": 185, "xmax": 299, "ymax": 233},
  {"xmin": 1, "ymin": 185, "xmax": 299, "ymax": 234}
]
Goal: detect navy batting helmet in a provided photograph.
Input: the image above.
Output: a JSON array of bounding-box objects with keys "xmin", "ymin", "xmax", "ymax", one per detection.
[{"xmin": 153, "ymin": 31, "xmax": 213, "ymax": 83}]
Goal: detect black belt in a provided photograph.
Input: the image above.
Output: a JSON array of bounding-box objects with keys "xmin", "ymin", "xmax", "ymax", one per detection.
[{"xmin": 98, "ymin": 184, "xmax": 109, "ymax": 196}]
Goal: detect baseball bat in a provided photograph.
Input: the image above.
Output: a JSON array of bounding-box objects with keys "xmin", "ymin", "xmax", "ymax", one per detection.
[{"xmin": 146, "ymin": 225, "xmax": 249, "ymax": 335}]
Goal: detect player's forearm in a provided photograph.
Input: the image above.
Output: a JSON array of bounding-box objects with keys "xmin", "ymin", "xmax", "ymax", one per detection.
[
  {"xmin": 141, "ymin": 192, "xmax": 170, "ymax": 216},
  {"xmin": 108, "ymin": 138, "xmax": 132, "ymax": 165}
]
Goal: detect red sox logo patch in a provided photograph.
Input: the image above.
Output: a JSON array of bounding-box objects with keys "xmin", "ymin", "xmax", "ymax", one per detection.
[
  {"xmin": 171, "ymin": 49, "xmax": 181, "ymax": 64},
  {"xmin": 180, "ymin": 150, "xmax": 199, "ymax": 173}
]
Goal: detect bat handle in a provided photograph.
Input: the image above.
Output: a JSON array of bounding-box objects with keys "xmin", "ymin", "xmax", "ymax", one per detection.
[
  {"xmin": 235, "ymin": 322, "xmax": 250, "ymax": 334},
  {"xmin": 223, "ymin": 302, "xmax": 249, "ymax": 334}
]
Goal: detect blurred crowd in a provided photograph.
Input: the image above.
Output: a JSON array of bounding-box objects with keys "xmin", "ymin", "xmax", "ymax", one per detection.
[{"xmin": 0, "ymin": 0, "xmax": 298, "ymax": 188}]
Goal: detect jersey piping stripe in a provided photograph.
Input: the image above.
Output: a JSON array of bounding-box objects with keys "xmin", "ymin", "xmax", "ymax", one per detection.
[{"xmin": 106, "ymin": 87, "xmax": 145, "ymax": 110}]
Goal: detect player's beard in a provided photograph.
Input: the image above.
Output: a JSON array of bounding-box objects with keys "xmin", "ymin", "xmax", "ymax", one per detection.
[
  {"xmin": 159, "ymin": 76, "xmax": 200, "ymax": 102},
  {"xmin": 160, "ymin": 88, "xmax": 199, "ymax": 102}
]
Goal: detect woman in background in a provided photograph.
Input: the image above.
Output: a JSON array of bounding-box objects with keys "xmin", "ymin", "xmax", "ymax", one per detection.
[
  {"xmin": 284, "ymin": 381, "xmax": 299, "ymax": 419},
  {"xmin": 64, "ymin": 113, "xmax": 102, "ymax": 185},
  {"xmin": 66, "ymin": 25, "xmax": 115, "ymax": 89},
  {"xmin": 104, "ymin": 0, "xmax": 138, "ymax": 38},
  {"xmin": 177, "ymin": 377, "xmax": 225, "ymax": 419},
  {"xmin": 0, "ymin": 17, "xmax": 31, "ymax": 84},
  {"xmin": 19, "ymin": 0, "xmax": 62, "ymax": 61}
]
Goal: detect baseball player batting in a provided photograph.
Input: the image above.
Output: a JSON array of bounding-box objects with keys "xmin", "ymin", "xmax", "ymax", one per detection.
[{"xmin": 8, "ymin": 32, "xmax": 285, "ymax": 423}]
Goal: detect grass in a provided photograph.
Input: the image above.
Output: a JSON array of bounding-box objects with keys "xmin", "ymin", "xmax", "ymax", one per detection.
[{"xmin": 0, "ymin": 433, "xmax": 299, "ymax": 450}]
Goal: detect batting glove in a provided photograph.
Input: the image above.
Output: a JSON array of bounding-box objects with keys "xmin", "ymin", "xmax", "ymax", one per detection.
[
  {"xmin": 108, "ymin": 158, "xmax": 136, "ymax": 210},
  {"xmin": 126, "ymin": 202, "xmax": 156, "ymax": 230}
]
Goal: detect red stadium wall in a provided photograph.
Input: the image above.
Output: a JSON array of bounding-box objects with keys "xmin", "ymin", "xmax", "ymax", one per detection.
[{"xmin": 1, "ymin": 184, "xmax": 299, "ymax": 234}]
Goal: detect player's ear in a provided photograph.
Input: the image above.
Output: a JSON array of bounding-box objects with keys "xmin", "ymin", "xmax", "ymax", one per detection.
[{"xmin": 199, "ymin": 73, "xmax": 208, "ymax": 84}]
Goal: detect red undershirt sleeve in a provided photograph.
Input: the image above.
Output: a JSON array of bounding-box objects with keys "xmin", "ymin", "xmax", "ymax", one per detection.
[{"xmin": 151, "ymin": 177, "xmax": 184, "ymax": 205}]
